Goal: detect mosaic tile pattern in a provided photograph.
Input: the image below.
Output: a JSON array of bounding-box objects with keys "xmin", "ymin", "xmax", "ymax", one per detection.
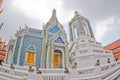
[
  {"xmin": 13, "ymin": 37, "xmax": 21, "ymax": 65},
  {"xmin": 19, "ymin": 36, "xmax": 43, "ymax": 67}
]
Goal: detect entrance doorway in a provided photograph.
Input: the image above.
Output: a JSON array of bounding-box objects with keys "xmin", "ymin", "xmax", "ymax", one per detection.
[
  {"xmin": 53, "ymin": 49, "xmax": 62, "ymax": 68},
  {"xmin": 26, "ymin": 51, "xmax": 36, "ymax": 65}
]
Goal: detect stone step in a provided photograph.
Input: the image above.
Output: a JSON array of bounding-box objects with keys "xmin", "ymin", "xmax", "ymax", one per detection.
[
  {"xmin": 0, "ymin": 71, "xmax": 23, "ymax": 80},
  {"xmin": 0, "ymin": 75, "xmax": 12, "ymax": 80}
]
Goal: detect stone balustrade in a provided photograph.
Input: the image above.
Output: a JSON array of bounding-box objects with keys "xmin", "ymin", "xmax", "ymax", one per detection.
[
  {"xmin": 77, "ymin": 67, "xmax": 95, "ymax": 76},
  {"xmin": 0, "ymin": 61, "xmax": 120, "ymax": 80},
  {"xmin": 101, "ymin": 64, "xmax": 110, "ymax": 71},
  {"xmin": 104, "ymin": 50, "xmax": 112, "ymax": 54},
  {"xmin": 28, "ymin": 73, "xmax": 68, "ymax": 80},
  {"xmin": 0, "ymin": 65, "xmax": 68, "ymax": 80},
  {"xmin": 111, "ymin": 63, "xmax": 116, "ymax": 67}
]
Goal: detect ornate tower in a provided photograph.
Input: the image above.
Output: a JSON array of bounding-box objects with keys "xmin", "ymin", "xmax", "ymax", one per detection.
[
  {"xmin": 44, "ymin": 9, "xmax": 69, "ymax": 68},
  {"xmin": 69, "ymin": 11, "xmax": 114, "ymax": 69},
  {"xmin": 69, "ymin": 11, "xmax": 95, "ymax": 42}
]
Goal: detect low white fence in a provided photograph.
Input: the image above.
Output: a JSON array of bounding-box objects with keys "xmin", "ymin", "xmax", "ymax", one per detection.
[
  {"xmin": 0, "ymin": 65, "xmax": 68, "ymax": 80},
  {"xmin": 28, "ymin": 73, "xmax": 68, "ymax": 80},
  {"xmin": 0, "ymin": 61, "xmax": 120, "ymax": 80},
  {"xmin": 70, "ymin": 61, "xmax": 120, "ymax": 80}
]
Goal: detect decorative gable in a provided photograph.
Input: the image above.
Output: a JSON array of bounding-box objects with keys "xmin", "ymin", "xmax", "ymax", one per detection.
[
  {"xmin": 54, "ymin": 37, "xmax": 64, "ymax": 44},
  {"xmin": 49, "ymin": 26, "xmax": 59, "ymax": 33}
]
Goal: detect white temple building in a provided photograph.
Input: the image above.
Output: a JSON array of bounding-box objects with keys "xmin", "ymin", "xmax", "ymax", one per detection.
[
  {"xmin": 69, "ymin": 11, "xmax": 114, "ymax": 69},
  {"xmin": 0, "ymin": 9, "xmax": 120, "ymax": 80}
]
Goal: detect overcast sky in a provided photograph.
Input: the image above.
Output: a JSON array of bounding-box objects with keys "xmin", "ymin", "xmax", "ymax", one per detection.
[{"xmin": 0, "ymin": 0, "xmax": 120, "ymax": 46}]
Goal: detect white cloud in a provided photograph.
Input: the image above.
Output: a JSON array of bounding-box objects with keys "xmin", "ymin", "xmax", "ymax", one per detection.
[
  {"xmin": 118, "ymin": 18, "xmax": 120, "ymax": 24},
  {"xmin": 12, "ymin": 0, "xmax": 64, "ymax": 22},
  {"xmin": 95, "ymin": 17, "xmax": 115, "ymax": 42}
]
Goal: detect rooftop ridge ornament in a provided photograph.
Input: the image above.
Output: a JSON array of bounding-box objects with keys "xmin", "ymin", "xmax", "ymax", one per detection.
[
  {"xmin": 0, "ymin": 22, "xmax": 3, "ymax": 30},
  {"xmin": 0, "ymin": 0, "xmax": 4, "ymax": 31},
  {"xmin": 52, "ymin": 9, "xmax": 56, "ymax": 17},
  {"xmin": 74, "ymin": 11, "xmax": 79, "ymax": 16},
  {"xmin": 74, "ymin": 11, "xmax": 88, "ymax": 20},
  {"xmin": 74, "ymin": 11, "xmax": 83, "ymax": 18},
  {"xmin": 0, "ymin": 0, "xmax": 3, "ymax": 5},
  {"xmin": 0, "ymin": 0, "xmax": 3, "ymax": 14},
  {"xmin": 46, "ymin": 9, "xmax": 58, "ymax": 26}
]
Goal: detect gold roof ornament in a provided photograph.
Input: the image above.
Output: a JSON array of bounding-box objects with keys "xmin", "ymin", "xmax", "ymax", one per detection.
[
  {"xmin": 0, "ymin": 9, "xmax": 3, "ymax": 14},
  {"xmin": 46, "ymin": 9, "xmax": 58, "ymax": 26},
  {"xmin": 0, "ymin": 0, "xmax": 3, "ymax": 14},
  {"xmin": 0, "ymin": 0, "xmax": 3, "ymax": 5}
]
